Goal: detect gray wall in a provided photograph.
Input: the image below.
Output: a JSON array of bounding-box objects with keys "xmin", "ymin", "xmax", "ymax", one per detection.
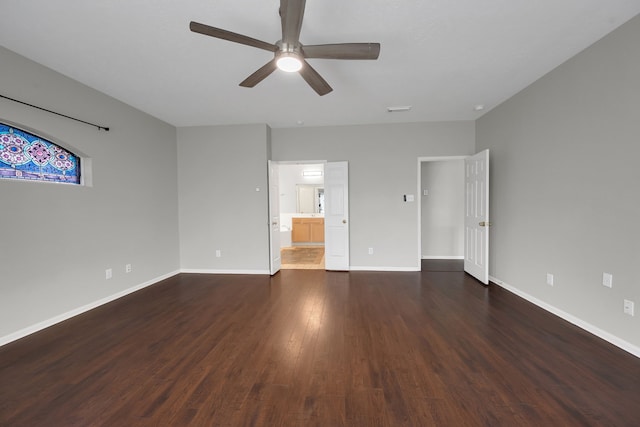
[
  {"xmin": 476, "ymin": 15, "xmax": 640, "ymax": 350},
  {"xmin": 272, "ymin": 122, "xmax": 475, "ymax": 269},
  {"xmin": 0, "ymin": 47, "xmax": 180, "ymax": 341},
  {"xmin": 421, "ymin": 160, "xmax": 465, "ymax": 258},
  {"xmin": 177, "ymin": 125, "xmax": 271, "ymax": 273}
]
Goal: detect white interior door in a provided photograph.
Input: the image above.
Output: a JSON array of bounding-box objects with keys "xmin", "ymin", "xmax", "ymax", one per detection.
[
  {"xmin": 464, "ymin": 150, "xmax": 489, "ymax": 284},
  {"xmin": 324, "ymin": 161, "xmax": 349, "ymax": 270},
  {"xmin": 268, "ymin": 161, "xmax": 281, "ymax": 275}
]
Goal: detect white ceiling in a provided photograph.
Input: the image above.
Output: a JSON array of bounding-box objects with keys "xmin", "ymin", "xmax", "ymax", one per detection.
[{"xmin": 1, "ymin": 1, "xmax": 639, "ymax": 128}]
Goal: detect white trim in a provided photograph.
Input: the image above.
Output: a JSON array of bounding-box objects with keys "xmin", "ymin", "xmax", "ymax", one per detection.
[
  {"xmin": 422, "ymin": 256, "xmax": 464, "ymax": 260},
  {"xmin": 180, "ymin": 269, "xmax": 270, "ymax": 275},
  {"xmin": 0, "ymin": 270, "xmax": 180, "ymax": 347},
  {"xmin": 490, "ymin": 275, "xmax": 640, "ymax": 359},
  {"xmin": 350, "ymin": 266, "xmax": 421, "ymax": 272}
]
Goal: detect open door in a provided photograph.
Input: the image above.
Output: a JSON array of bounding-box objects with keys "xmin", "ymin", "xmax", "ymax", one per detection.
[
  {"xmin": 324, "ymin": 161, "xmax": 349, "ymax": 270},
  {"xmin": 464, "ymin": 150, "xmax": 489, "ymax": 284},
  {"xmin": 268, "ymin": 161, "xmax": 281, "ymax": 275}
]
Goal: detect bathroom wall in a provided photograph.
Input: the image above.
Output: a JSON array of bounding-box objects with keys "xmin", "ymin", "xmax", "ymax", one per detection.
[
  {"xmin": 278, "ymin": 163, "xmax": 324, "ymax": 214},
  {"xmin": 277, "ymin": 163, "xmax": 323, "ymax": 249}
]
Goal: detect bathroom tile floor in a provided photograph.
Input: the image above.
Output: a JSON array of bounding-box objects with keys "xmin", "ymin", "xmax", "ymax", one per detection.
[{"xmin": 280, "ymin": 246, "xmax": 325, "ymax": 270}]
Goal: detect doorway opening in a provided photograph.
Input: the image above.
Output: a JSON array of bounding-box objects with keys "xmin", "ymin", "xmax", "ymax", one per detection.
[
  {"xmin": 417, "ymin": 156, "xmax": 466, "ymax": 272},
  {"xmin": 418, "ymin": 152, "xmax": 490, "ymax": 283},
  {"xmin": 278, "ymin": 163, "xmax": 325, "ymax": 270}
]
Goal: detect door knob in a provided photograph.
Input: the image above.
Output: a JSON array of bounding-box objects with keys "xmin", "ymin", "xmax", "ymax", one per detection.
[
  {"xmin": 479, "ymin": 221, "xmax": 492, "ymax": 227},
  {"xmin": 342, "ymin": 219, "xmax": 347, "ymax": 224}
]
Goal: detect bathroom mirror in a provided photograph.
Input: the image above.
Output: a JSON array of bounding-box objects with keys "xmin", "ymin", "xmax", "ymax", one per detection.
[{"xmin": 296, "ymin": 185, "xmax": 324, "ymax": 214}]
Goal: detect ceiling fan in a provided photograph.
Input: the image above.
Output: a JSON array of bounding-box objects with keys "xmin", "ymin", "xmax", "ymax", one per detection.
[{"xmin": 189, "ymin": 0, "xmax": 380, "ymax": 96}]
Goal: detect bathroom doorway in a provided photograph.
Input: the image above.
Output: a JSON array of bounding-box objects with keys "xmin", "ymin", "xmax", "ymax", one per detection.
[{"xmin": 277, "ymin": 162, "xmax": 325, "ymax": 269}]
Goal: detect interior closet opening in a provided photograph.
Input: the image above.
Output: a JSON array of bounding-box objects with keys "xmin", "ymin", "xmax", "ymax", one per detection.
[{"xmin": 418, "ymin": 157, "xmax": 466, "ymax": 272}]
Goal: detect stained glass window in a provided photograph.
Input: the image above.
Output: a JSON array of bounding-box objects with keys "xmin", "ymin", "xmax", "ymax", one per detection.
[{"xmin": 0, "ymin": 123, "xmax": 80, "ymax": 184}]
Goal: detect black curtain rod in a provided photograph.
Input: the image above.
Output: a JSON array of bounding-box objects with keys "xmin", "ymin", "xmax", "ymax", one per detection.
[{"xmin": 0, "ymin": 94, "xmax": 109, "ymax": 131}]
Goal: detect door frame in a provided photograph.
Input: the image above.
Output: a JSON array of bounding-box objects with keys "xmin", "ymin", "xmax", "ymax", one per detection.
[
  {"xmin": 268, "ymin": 160, "xmax": 281, "ymax": 275},
  {"xmin": 417, "ymin": 156, "xmax": 468, "ymax": 268},
  {"xmin": 267, "ymin": 160, "xmax": 328, "ymax": 270}
]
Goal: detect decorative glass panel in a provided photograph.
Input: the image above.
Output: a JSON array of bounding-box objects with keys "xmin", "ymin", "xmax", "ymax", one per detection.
[{"xmin": 0, "ymin": 123, "xmax": 80, "ymax": 184}]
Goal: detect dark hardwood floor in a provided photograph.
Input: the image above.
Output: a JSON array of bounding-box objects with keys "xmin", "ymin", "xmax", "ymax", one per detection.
[{"xmin": 1, "ymin": 269, "xmax": 639, "ymax": 426}]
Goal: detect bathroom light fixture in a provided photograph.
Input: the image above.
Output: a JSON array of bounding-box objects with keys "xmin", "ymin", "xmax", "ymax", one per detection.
[
  {"xmin": 276, "ymin": 52, "xmax": 303, "ymax": 72},
  {"xmin": 302, "ymin": 170, "xmax": 323, "ymax": 177},
  {"xmin": 387, "ymin": 106, "xmax": 412, "ymax": 112},
  {"xmin": 474, "ymin": 104, "xmax": 485, "ymax": 111}
]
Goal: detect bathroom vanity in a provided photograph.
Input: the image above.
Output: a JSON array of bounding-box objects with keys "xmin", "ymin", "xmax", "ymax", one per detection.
[{"xmin": 291, "ymin": 217, "xmax": 325, "ymax": 243}]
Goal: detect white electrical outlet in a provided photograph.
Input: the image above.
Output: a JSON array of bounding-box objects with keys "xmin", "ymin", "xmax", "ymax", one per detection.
[
  {"xmin": 216, "ymin": 250, "xmax": 221, "ymax": 258},
  {"xmin": 105, "ymin": 268, "xmax": 112, "ymax": 280},
  {"xmin": 624, "ymin": 300, "xmax": 634, "ymax": 316},
  {"xmin": 546, "ymin": 273, "xmax": 554, "ymax": 286},
  {"xmin": 125, "ymin": 264, "xmax": 132, "ymax": 273},
  {"xmin": 602, "ymin": 273, "xmax": 613, "ymax": 288},
  {"xmin": 368, "ymin": 247, "xmax": 374, "ymax": 255}
]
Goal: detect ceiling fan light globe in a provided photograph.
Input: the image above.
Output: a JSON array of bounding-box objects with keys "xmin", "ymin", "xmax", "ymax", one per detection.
[{"xmin": 276, "ymin": 54, "xmax": 303, "ymax": 72}]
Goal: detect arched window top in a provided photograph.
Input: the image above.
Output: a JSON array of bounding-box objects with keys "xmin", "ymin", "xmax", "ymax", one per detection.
[{"xmin": 0, "ymin": 122, "xmax": 80, "ymax": 184}]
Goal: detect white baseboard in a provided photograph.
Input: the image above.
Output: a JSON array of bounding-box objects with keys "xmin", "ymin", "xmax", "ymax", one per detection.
[
  {"xmin": 0, "ymin": 270, "xmax": 180, "ymax": 348},
  {"xmin": 349, "ymin": 266, "xmax": 421, "ymax": 272},
  {"xmin": 490, "ymin": 275, "xmax": 640, "ymax": 359},
  {"xmin": 421, "ymin": 256, "xmax": 464, "ymax": 260},
  {"xmin": 180, "ymin": 268, "xmax": 270, "ymax": 275}
]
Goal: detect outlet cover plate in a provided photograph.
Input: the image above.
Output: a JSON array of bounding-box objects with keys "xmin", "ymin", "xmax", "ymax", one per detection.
[{"xmin": 624, "ymin": 300, "xmax": 634, "ymax": 316}]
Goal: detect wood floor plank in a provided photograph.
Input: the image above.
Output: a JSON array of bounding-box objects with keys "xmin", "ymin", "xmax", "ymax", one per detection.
[{"xmin": 1, "ymin": 269, "xmax": 639, "ymax": 426}]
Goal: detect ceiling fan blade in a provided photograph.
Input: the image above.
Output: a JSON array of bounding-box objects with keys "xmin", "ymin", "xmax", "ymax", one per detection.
[
  {"xmin": 280, "ymin": 0, "xmax": 306, "ymax": 46},
  {"xmin": 190, "ymin": 21, "xmax": 276, "ymax": 52},
  {"xmin": 239, "ymin": 59, "xmax": 278, "ymax": 88},
  {"xmin": 302, "ymin": 43, "xmax": 381, "ymax": 60},
  {"xmin": 299, "ymin": 60, "xmax": 332, "ymax": 96}
]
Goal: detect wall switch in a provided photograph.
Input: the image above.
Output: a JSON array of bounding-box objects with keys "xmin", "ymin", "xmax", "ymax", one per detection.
[
  {"xmin": 423, "ymin": 189, "xmax": 429, "ymax": 196},
  {"xmin": 368, "ymin": 247, "xmax": 374, "ymax": 255},
  {"xmin": 216, "ymin": 250, "xmax": 221, "ymax": 258},
  {"xmin": 602, "ymin": 273, "xmax": 613, "ymax": 288},
  {"xmin": 105, "ymin": 268, "xmax": 112, "ymax": 280},
  {"xmin": 125, "ymin": 264, "xmax": 132, "ymax": 273},
  {"xmin": 546, "ymin": 273, "xmax": 554, "ymax": 286},
  {"xmin": 624, "ymin": 300, "xmax": 634, "ymax": 316}
]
